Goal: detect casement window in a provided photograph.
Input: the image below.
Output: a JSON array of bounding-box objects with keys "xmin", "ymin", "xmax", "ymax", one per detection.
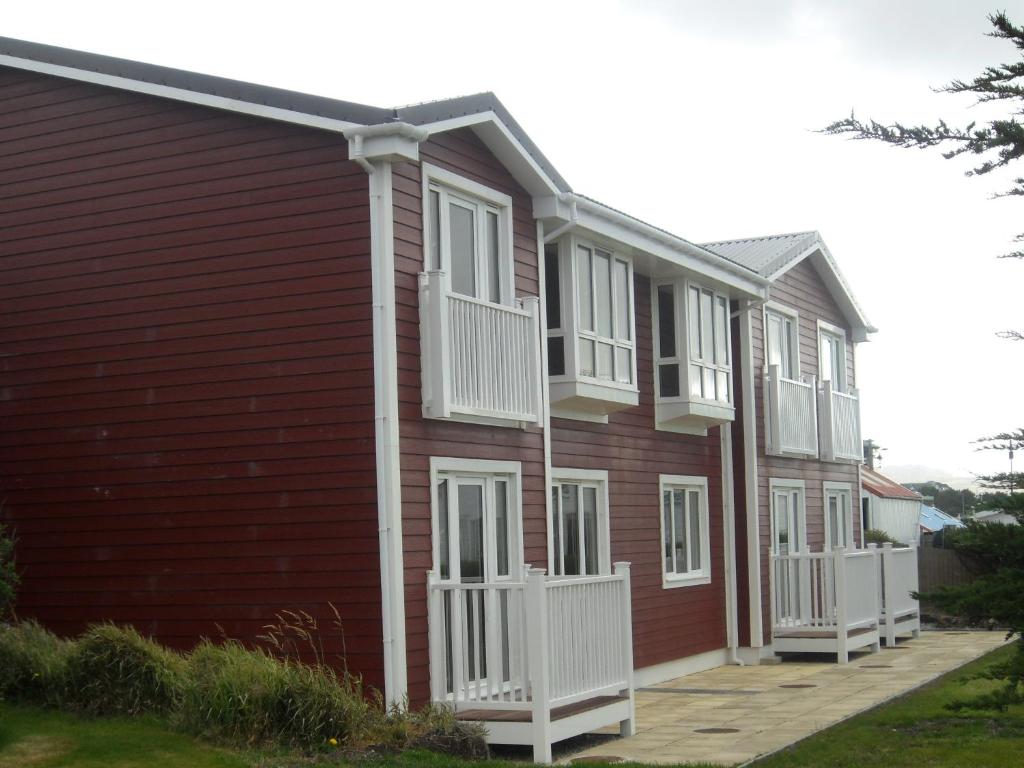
[
  {"xmin": 659, "ymin": 475, "xmax": 711, "ymax": 587},
  {"xmin": 423, "ymin": 164, "xmax": 513, "ymax": 306},
  {"xmin": 431, "ymin": 458, "xmax": 523, "ymax": 584},
  {"xmin": 824, "ymin": 483, "xmax": 854, "ymax": 550},
  {"xmin": 817, "ymin": 321, "xmax": 848, "ymax": 392},
  {"xmin": 764, "ymin": 304, "xmax": 800, "ymax": 380},
  {"xmin": 770, "ymin": 479, "xmax": 807, "ymax": 556},
  {"xmin": 545, "ymin": 237, "xmax": 638, "ymax": 418},
  {"xmin": 550, "ymin": 470, "xmax": 610, "ymax": 577},
  {"xmin": 653, "ymin": 281, "xmax": 732, "ymax": 405}
]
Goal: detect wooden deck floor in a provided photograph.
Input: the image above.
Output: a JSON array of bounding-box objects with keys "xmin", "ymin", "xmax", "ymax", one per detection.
[{"xmin": 455, "ymin": 694, "xmax": 628, "ymax": 723}]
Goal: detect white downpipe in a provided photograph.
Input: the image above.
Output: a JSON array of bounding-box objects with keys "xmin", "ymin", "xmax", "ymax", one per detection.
[
  {"xmin": 536, "ymin": 221, "xmax": 555, "ymax": 575},
  {"xmin": 362, "ymin": 157, "xmax": 408, "ymax": 704},
  {"xmin": 721, "ymin": 425, "xmax": 744, "ymax": 665},
  {"xmin": 739, "ymin": 304, "xmax": 764, "ymax": 648}
]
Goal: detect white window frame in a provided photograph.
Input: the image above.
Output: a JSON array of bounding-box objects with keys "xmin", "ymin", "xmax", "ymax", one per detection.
[
  {"xmin": 817, "ymin": 319, "xmax": 848, "ymax": 393},
  {"xmin": 421, "ymin": 163, "xmax": 515, "ymax": 307},
  {"xmin": 549, "ymin": 468, "xmax": 611, "ymax": 578},
  {"xmin": 763, "ymin": 301, "xmax": 801, "ymax": 381},
  {"xmin": 429, "ymin": 457, "xmax": 524, "ymax": 584},
  {"xmin": 823, "ymin": 481, "xmax": 855, "ymax": 552},
  {"xmin": 769, "ymin": 478, "xmax": 807, "ymax": 555},
  {"xmin": 546, "ymin": 236, "xmax": 638, "ymax": 391},
  {"xmin": 659, "ymin": 475, "xmax": 712, "ymax": 588}
]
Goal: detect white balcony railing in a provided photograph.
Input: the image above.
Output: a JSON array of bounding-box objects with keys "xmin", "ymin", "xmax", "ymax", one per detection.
[
  {"xmin": 427, "ymin": 565, "xmax": 635, "ymax": 763},
  {"xmin": 764, "ymin": 365, "xmax": 818, "ymax": 457},
  {"xmin": 819, "ymin": 380, "xmax": 862, "ymax": 462},
  {"xmin": 419, "ymin": 271, "xmax": 542, "ymax": 425},
  {"xmin": 874, "ymin": 543, "xmax": 921, "ymax": 646}
]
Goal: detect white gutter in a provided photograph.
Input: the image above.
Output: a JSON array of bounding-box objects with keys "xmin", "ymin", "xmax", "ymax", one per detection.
[{"xmin": 739, "ymin": 304, "xmax": 764, "ymax": 649}]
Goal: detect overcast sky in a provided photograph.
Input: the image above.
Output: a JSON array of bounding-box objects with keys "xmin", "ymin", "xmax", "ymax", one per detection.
[{"xmin": 6, "ymin": 0, "xmax": 1024, "ymax": 488}]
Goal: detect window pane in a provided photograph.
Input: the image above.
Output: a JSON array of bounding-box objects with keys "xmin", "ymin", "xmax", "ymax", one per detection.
[
  {"xmin": 775, "ymin": 493, "xmax": 789, "ymax": 554},
  {"xmin": 449, "ymin": 203, "xmax": 476, "ymax": 297},
  {"xmin": 597, "ymin": 342, "xmax": 613, "ymax": 380},
  {"xmin": 689, "ymin": 363, "xmax": 702, "ymax": 399},
  {"xmin": 583, "ymin": 486, "xmax": 598, "ymax": 575},
  {"xmin": 438, "ymin": 479, "xmax": 449, "ymax": 580},
  {"xmin": 702, "ymin": 367, "xmax": 715, "ymax": 400},
  {"xmin": 659, "ymin": 363, "xmax": 680, "ymax": 398},
  {"xmin": 561, "ymin": 484, "xmax": 580, "ymax": 576},
  {"xmin": 486, "ymin": 210, "xmax": 500, "ymax": 303},
  {"xmin": 579, "ymin": 337, "xmax": 595, "ymax": 377},
  {"xmin": 614, "ymin": 259, "xmax": 630, "ymax": 341},
  {"xmin": 428, "ymin": 190, "xmax": 441, "ymax": 270},
  {"xmin": 545, "ymin": 245, "xmax": 561, "ymax": 329},
  {"xmin": 700, "ymin": 289, "xmax": 713, "ymax": 364},
  {"xmin": 715, "ymin": 296, "xmax": 729, "ymax": 365},
  {"xmin": 663, "ymin": 491, "xmax": 673, "ymax": 574},
  {"xmin": 688, "ymin": 490, "xmax": 701, "ymax": 571},
  {"xmin": 615, "ymin": 347, "xmax": 632, "ymax": 384},
  {"xmin": 658, "ymin": 285, "xmax": 676, "ymax": 358},
  {"xmin": 551, "ymin": 486, "xmax": 562, "ymax": 576},
  {"xmin": 577, "ymin": 246, "xmax": 593, "ymax": 332},
  {"xmin": 495, "ymin": 480, "xmax": 509, "ymax": 577},
  {"xmin": 688, "ymin": 286, "xmax": 701, "ymax": 360},
  {"xmin": 595, "ymin": 250, "xmax": 612, "ymax": 337},
  {"xmin": 716, "ymin": 369, "xmax": 729, "ymax": 403},
  {"xmin": 791, "ymin": 491, "xmax": 802, "ymax": 552},
  {"xmin": 767, "ymin": 313, "xmax": 782, "ymax": 371},
  {"xmin": 458, "ymin": 484, "xmax": 484, "ymax": 582},
  {"xmin": 673, "ymin": 490, "xmax": 687, "ymax": 574},
  {"xmin": 547, "ymin": 336, "xmax": 565, "ymax": 377}
]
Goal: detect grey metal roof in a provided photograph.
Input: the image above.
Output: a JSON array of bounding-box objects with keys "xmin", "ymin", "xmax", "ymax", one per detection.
[
  {"xmin": 0, "ymin": 36, "xmax": 570, "ymax": 192},
  {"xmin": 701, "ymin": 231, "xmax": 818, "ymax": 278}
]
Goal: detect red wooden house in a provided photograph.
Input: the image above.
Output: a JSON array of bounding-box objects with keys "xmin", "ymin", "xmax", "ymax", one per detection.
[{"xmin": 0, "ymin": 37, "xmax": 917, "ymax": 762}]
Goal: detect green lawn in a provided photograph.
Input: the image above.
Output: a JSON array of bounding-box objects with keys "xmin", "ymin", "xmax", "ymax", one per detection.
[{"xmin": 752, "ymin": 641, "xmax": 1024, "ymax": 767}]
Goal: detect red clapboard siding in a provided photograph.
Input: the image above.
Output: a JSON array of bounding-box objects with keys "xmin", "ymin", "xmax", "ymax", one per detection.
[
  {"xmin": 750, "ymin": 259, "xmax": 861, "ymax": 645},
  {"xmin": 392, "ymin": 129, "xmax": 545, "ymax": 704},
  {"xmin": 0, "ymin": 67, "xmax": 386, "ymax": 688},
  {"xmin": 551, "ymin": 274, "xmax": 728, "ymax": 672}
]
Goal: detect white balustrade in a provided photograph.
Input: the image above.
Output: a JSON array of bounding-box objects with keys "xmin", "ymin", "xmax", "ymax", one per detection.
[
  {"xmin": 764, "ymin": 366, "xmax": 818, "ymax": 457},
  {"xmin": 819, "ymin": 380, "xmax": 862, "ymax": 462},
  {"xmin": 419, "ymin": 271, "xmax": 542, "ymax": 425},
  {"xmin": 875, "ymin": 543, "xmax": 921, "ymax": 646},
  {"xmin": 771, "ymin": 548, "xmax": 880, "ymax": 633}
]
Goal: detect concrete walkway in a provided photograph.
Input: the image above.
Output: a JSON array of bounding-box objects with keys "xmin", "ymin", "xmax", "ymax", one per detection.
[{"xmin": 565, "ymin": 631, "xmax": 1007, "ymax": 766}]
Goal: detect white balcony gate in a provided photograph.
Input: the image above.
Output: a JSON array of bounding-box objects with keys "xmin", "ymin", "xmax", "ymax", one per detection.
[
  {"xmin": 819, "ymin": 380, "xmax": 862, "ymax": 462},
  {"xmin": 873, "ymin": 543, "xmax": 921, "ymax": 646},
  {"xmin": 764, "ymin": 365, "xmax": 818, "ymax": 457},
  {"xmin": 770, "ymin": 548, "xmax": 880, "ymax": 663},
  {"xmin": 427, "ymin": 564, "xmax": 635, "ymax": 764},
  {"xmin": 419, "ymin": 270, "xmax": 543, "ymax": 425}
]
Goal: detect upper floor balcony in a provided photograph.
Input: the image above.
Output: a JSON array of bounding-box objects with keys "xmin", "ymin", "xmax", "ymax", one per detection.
[
  {"xmin": 764, "ymin": 365, "xmax": 818, "ymax": 458},
  {"xmin": 419, "ymin": 270, "xmax": 543, "ymax": 426},
  {"xmin": 819, "ymin": 380, "xmax": 862, "ymax": 463}
]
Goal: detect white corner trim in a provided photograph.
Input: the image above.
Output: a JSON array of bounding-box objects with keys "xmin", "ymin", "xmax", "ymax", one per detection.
[
  {"xmin": 551, "ymin": 467, "xmax": 609, "ymax": 483},
  {"xmin": 422, "ymin": 162, "xmax": 514, "ymax": 208},
  {"xmin": 0, "ymin": 53, "xmax": 363, "ymax": 134},
  {"xmin": 721, "ymin": 424, "xmax": 739, "ymax": 660},
  {"xmin": 739, "ymin": 306, "xmax": 763, "ymax": 648},
  {"xmin": 633, "ymin": 648, "xmax": 730, "ymax": 688},
  {"xmin": 429, "ymin": 456, "xmax": 523, "ymax": 477},
  {"xmin": 769, "ymin": 477, "xmax": 807, "ymax": 491},
  {"xmin": 816, "ymin": 318, "xmax": 847, "ymax": 339}
]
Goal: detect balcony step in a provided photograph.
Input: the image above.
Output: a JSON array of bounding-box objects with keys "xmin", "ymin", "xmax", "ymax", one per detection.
[{"xmin": 456, "ymin": 694, "xmax": 629, "ymax": 724}]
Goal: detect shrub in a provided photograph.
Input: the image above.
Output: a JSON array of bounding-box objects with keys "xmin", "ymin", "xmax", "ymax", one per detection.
[
  {"xmin": 865, "ymin": 528, "xmax": 905, "ymax": 546},
  {"xmin": 378, "ymin": 703, "xmax": 488, "ymax": 760},
  {"xmin": 65, "ymin": 623, "xmax": 186, "ymax": 716},
  {"xmin": 0, "ymin": 620, "xmax": 72, "ymax": 706},
  {"xmin": 180, "ymin": 639, "xmax": 374, "ymax": 749},
  {"xmin": 0, "ymin": 522, "xmax": 18, "ymax": 619}
]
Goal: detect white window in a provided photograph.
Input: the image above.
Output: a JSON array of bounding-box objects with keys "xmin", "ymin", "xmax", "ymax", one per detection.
[
  {"xmin": 653, "ymin": 280, "xmax": 732, "ymax": 405},
  {"xmin": 817, "ymin": 321, "xmax": 848, "ymax": 392},
  {"xmin": 423, "ymin": 164, "xmax": 513, "ymax": 306},
  {"xmin": 431, "ymin": 458, "xmax": 523, "ymax": 584},
  {"xmin": 550, "ymin": 470, "xmax": 610, "ymax": 577},
  {"xmin": 770, "ymin": 479, "xmax": 806, "ymax": 555},
  {"xmin": 659, "ymin": 475, "xmax": 711, "ymax": 587},
  {"xmin": 764, "ymin": 304, "xmax": 800, "ymax": 380},
  {"xmin": 823, "ymin": 482, "xmax": 854, "ymax": 550},
  {"xmin": 545, "ymin": 237, "xmax": 637, "ymax": 395}
]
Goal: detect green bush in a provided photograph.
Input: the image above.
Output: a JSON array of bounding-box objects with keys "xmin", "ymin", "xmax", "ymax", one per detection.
[
  {"xmin": 0, "ymin": 522, "xmax": 18, "ymax": 619},
  {"xmin": 179, "ymin": 639, "xmax": 375, "ymax": 748},
  {"xmin": 376, "ymin": 703, "xmax": 488, "ymax": 760},
  {"xmin": 865, "ymin": 528, "xmax": 905, "ymax": 546},
  {"xmin": 0, "ymin": 619, "xmax": 72, "ymax": 706},
  {"xmin": 65, "ymin": 623, "xmax": 187, "ymax": 716}
]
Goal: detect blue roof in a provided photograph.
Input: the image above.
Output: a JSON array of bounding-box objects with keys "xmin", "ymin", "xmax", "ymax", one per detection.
[{"xmin": 920, "ymin": 505, "xmax": 966, "ymax": 533}]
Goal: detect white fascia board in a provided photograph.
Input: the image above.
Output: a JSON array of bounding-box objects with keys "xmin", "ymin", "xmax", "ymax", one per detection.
[
  {"xmin": 543, "ymin": 197, "xmax": 767, "ymax": 300},
  {"xmin": 420, "ymin": 111, "xmax": 561, "ymax": 198},
  {"xmin": 344, "ymin": 123, "xmax": 427, "ymax": 164},
  {"xmin": 0, "ymin": 53, "xmax": 363, "ymax": 134}
]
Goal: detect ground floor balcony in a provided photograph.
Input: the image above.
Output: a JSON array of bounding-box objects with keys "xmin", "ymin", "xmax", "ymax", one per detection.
[
  {"xmin": 419, "ymin": 270, "xmax": 543, "ymax": 426},
  {"xmin": 770, "ymin": 544, "xmax": 920, "ymax": 662},
  {"xmin": 426, "ymin": 564, "xmax": 635, "ymax": 764}
]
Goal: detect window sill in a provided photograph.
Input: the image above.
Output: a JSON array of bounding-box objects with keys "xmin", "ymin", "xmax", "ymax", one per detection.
[{"xmin": 662, "ymin": 573, "xmax": 712, "ymax": 589}]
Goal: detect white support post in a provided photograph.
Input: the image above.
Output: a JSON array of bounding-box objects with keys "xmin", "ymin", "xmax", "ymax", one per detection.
[
  {"xmin": 521, "ymin": 295, "xmax": 544, "ymax": 427},
  {"xmin": 808, "ymin": 374, "xmax": 819, "ymax": 457},
  {"xmin": 426, "ymin": 570, "xmax": 444, "ymax": 703},
  {"xmin": 614, "ymin": 561, "xmax": 636, "ymax": 737},
  {"xmin": 420, "ymin": 270, "xmax": 451, "ymax": 419},
  {"xmin": 909, "ymin": 544, "xmax": 921, "ymax": 638},
  {"xmin": 881, "ymin": 543, "xmax": 896, "ymax": 648},
  {"xmin": 765, "ymin": 365, "xmax": 782, "ymax": 454},
  {"xmin": 526, "ymin": 567, "xmax": 552, "ymax": 764},
  {"xmin": 819, "ymin": 379, "xmax": 835, "ymax": 462},
  {"xmin": 833, "ymin": 547, "xmax": 849, "ymax": 663}
]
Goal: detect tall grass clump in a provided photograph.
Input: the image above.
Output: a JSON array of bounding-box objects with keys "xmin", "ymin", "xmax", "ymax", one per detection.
[
  {"xmin": 0, "ymin": 619, "xmax": 72, "ymax": 706},
  {"xmin": 180, "ymin": 638, "xmax": 375, "ymax": 748},
  {"xmin": 0, "ymin": 521, "xmax": 18, "ymax": 619},
  {"xmin": 65, "ymin": 623, "xmax": 187, "ymax": 716}
]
